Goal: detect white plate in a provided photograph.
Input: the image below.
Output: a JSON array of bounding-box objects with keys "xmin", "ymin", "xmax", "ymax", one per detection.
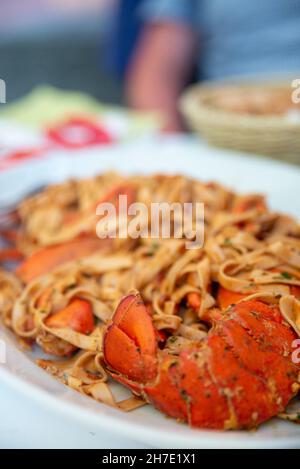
[{"xmin": 1, "ymin": 135, "xmax": 300, "ymax": 449}]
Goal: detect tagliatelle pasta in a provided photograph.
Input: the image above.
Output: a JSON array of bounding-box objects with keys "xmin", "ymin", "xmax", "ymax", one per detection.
[{"xmin": 1, "ymin": 172, "xmax": 300, "ymax": 426}]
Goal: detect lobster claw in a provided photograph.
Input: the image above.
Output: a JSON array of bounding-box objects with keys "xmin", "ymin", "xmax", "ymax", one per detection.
[
  {"xmin": 104, "ymin": 292, "xmax": 157, "ymax": 383},
  {"xmin": 104, "ymin": 293, "xmax": 300, "ymax": 429}
]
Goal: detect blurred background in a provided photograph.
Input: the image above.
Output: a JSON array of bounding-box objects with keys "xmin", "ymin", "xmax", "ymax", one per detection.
[
  {"xmin": 1, "ymin": 0, "xmax": 122, "ymax": 103},
  {"xmin": 0, "ymin": 0, "xmax": 300, "ymax": 162}
]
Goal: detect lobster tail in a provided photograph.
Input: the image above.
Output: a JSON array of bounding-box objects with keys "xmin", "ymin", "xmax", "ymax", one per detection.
[{"xmin": 104, "ymin": 293, "xmax": 300, "ymax": 429}]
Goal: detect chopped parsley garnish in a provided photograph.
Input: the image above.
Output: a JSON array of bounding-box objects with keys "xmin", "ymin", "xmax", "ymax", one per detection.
[
  {"xmin": 180, "ymin": 389, "xmax": 189, "ymax": 402},
  {"xmin": 280, "ymin": 271, "xmax": 292, "ymax": 280},
  {"xmin": 145, "ymin": 242, "xmax": 160, "ymax": 257},
  {"xmin": 168, "ymin": 336, "xmax": 178, "ymax": 343}
]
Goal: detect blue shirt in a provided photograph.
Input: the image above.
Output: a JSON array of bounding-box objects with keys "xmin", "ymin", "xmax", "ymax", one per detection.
[{"xmin": 140, "ymin": 0, "xmax": 300, "ymax": 80}]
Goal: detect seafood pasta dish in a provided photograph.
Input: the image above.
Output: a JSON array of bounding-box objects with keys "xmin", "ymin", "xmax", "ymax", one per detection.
[{"xmin": 1, "ymin": 171, "xmax": 300, "ymax": 430}]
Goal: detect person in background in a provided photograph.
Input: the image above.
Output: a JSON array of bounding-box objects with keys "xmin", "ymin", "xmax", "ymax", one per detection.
[
  {"xmin": 111, "ymin": 0, "xmax": 144, "ymax": 78},
  {"xmin": 125, "ymin": 0, "xmax": 300, "ymax": 131}
]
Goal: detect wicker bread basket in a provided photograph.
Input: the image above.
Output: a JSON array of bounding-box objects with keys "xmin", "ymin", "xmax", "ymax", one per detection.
[{"xmin": 180, "ymin": 81, "xmax": 300, "ymax": 165}]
